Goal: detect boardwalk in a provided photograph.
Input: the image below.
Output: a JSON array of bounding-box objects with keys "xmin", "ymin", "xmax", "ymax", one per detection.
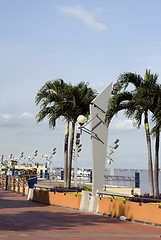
[{"xmin": 0, "ymin": 188, "xmax": 161, "ymax": 239}]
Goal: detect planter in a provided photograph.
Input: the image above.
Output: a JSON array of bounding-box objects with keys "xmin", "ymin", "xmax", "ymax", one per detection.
[
  {"xmin": 99, "ymin": 197, "xmax": 161, "ymax": 225},
  {"xmin": 33, "ymin": 189, "xmax": 82, "ymax": 210}
]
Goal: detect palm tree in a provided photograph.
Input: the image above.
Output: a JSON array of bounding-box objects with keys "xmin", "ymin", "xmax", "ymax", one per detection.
[
  {"xmin": 35, "ymin": 79, "xmax": 70, "ymax": 187},
  {"xmin": 65, "ymin": 82, "xmax": 97, "ymax": 188},
  {"xmin": 151, "ymin": 84, "xmax": 161, "ymax": 196},
  {"xmin": 105, "ymin": 70, "xmax": 159, "ymax": 196},
  {"xmin": 35, "ymin": 80, "xmax": 97, "ymax": 189}
]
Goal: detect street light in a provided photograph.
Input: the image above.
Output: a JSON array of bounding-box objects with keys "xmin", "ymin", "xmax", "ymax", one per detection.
[
  {"xmin": 28, "ymin": 150, "xmax": 38, "ymax": 167},
  {"xmin": 77, "ymin": 115, "xmax": 87, "ymax": 134},
  {"xmin": 46, "ymin": 148, "xmax": 56, "ymax": 181},
  {"xmin": 107, "ymin": 139, "xmax": 119, "ymax": 185},
  {"xmin": 17, "ymin": 152, "xmax": 24, "ymax": 169},
  {"xmin": 71, "ymin": 117, "xmax": 87, "ymax": 187},
  {"xmin": 77, "ymin": 115, "xmax": 87, "ymax": 126},
  {"xmin": 0, "ymin": 155, "xmax": 4, "ymax": 174},
  {"xmin": 111, "ymin": 83, "xmax": 119, "ymax": 95},
  {"xmin": 73, "ymin": 133, "xmax": 82, "ymax": 187}
]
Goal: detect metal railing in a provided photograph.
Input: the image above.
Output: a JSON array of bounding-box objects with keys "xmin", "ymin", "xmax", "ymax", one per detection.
[
  {"xmin": 97, "ymin": 191, "xmax": 161, "ymax": 204},
  {"xmin": 0, "ymin": 175, "xmax": 28, "ymax": 195},
  {"xmin": 104, "ymin": 175, "xmax": 136, "ymax": 188}
]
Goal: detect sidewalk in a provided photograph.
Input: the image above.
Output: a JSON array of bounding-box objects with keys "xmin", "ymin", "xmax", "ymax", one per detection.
[{"xmin": 0, "ymin": 188, "xmax": 161, "ymax": 239}]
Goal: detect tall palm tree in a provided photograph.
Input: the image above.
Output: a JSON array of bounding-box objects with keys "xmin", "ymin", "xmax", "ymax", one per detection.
[
  {"xmin": 35, "ymin": 80, "xmax": 97, "ymax": 189},
  {"xmin": 35, "ymin": 79, "xmax": 70, "ymax": 187},
  {"xmin": 151, "ymin": 84, "xmax": 161, "ymax": 196},
  {"xmin": 66, "ymin": 82, "xmax": 97, "ymax": 188},
  {"xmin": 105, "ymin": 70, "xmax": 159, "ymax": 195}
]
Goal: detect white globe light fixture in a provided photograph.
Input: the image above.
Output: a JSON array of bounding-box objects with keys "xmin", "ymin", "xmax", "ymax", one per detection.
[{"xmin": 77, "ymin": 115, "xmax": 87, "ymax": 126}]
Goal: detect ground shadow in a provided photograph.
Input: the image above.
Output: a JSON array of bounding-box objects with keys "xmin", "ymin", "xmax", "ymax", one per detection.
[
  {"xmin": 0, "ymin": 188, "xmax": 124, "ymax": 232},
  {"xmin": 0, "ymin": 210, "xmax": 122, "ymax": 232},
  {"xmin": 0, "ymin": 190, "xmax": 46, "ymax": 209}
]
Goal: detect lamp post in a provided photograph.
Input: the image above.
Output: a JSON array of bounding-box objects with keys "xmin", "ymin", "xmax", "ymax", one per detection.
[
  {"xmin": 0, "ymin": 155, "xmax": 4, "ymax": 174},
  {"xmin": 72, "ymin": 116, "xmax": 86, "ymax": 187},
  {"xmin": 108, "ymin": 139, "xmax": 119, "ymax": 185},
  {"xmin": 73, "ymin": 133, "xmax": 82, "ymax": 187},
  {"xmin": 17, "ymin": 152, "xmax": 24, "ymax": 169},
  {"xmin": 28, "ymin": 150, "xmax": 38, "ymax": 168},
  {"xmin": 46, "ymin": 148, "xmax": 56, "ymax": 181},
  {"xmin": 8, "ymin": 154, "xmax": 14, "ymax": 175},
  {"xmin": 77, "ymin": 115, "xmax": 87, "ymax": 134}
]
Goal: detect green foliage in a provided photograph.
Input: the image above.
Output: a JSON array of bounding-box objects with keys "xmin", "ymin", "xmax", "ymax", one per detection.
[
  {"xmin": 35, "ymin": 79, "xmax": 97, "ymax": 189},
  {"xmin": 105, "ymin": 69, "xmax": 161, "ymax": 196},
  {"xmin": 81, "ymin": 186, "xmax": 92, "ymax": 192},
  {"xmin": 57, "ymin": 184, "xmax": 64, "ymax": 188}
]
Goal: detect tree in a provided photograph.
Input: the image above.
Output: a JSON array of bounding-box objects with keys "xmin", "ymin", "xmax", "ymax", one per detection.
[
  {"xmin": 65, "ymin": 82, "xmax": 97, "ymax": 188},
  {"xmin": 105, "ymin": 70, "xmax": 160, "ymax": 196},
  {"xmin": 35, "ymin": 79, "xmax": 70, "ymax": 187},
  {"xmin": 151, "ymin": 84, "xmax": 161, "ymax": 196},
  {"xmin": 35, "ymin": 80, "xmax": 97, "ymax": 188}
]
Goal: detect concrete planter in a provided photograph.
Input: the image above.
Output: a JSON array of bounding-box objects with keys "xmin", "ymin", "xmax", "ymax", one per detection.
[
  {"xmin": 99, "ymin": 197, "xmax": 161, "ymax": 225},
  {"xmin": 33, "ymin": 189, "xmax": 82, "ymax": 210}
]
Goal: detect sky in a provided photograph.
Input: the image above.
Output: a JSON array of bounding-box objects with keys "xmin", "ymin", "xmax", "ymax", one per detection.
[{"xmin": 0, "ymin": 0, "xmax": 161, "ymax": 170}]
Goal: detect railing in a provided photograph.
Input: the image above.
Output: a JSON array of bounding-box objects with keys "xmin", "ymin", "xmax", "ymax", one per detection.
[
  {"xmin": 0, "ymin": 172, "xmax": 140, "ymax": 195},
  {"xmin": 0, "ymin": 175, "xmax": 28, "ymax": 195},
  {"xmin": 36, "ymin": 172, "xmax": 92, "ymax": 186},
  {"xmin": 104, "ymin": 175, "xmax": 136, "ymax": 188},
  {"xmin": 97, "ymin": 192, "xmax": 161, "ymax": 204}
]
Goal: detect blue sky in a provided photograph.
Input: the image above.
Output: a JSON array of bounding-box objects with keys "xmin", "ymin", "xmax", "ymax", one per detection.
[{"xmin": 0, "ymin": 0, "xmax": 161, "ymax": 169}]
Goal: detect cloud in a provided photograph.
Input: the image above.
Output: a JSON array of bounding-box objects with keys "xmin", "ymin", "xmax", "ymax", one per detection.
[
  {"xmin": 19, "ymin": 112, "xmax": 34, "ymax": 119},
  {"xmin": 110, "ymin": 118, "xmax": 143, "ymax": 131},
  {"xmin": 0, "ymin": 113, "xmax": 12, "ymax": 120},
  {"xmin": 57, "ymin": 5, "xmax": 107, "ymax": 32},
  {"xmin": 0, "ymin": 111, "xmax": 35, "ymax": 128}
]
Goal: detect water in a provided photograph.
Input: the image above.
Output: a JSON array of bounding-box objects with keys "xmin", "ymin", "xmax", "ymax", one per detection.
[{"xmin": 105, "ymin": 168, "xmax": 161, "ymax": 194}]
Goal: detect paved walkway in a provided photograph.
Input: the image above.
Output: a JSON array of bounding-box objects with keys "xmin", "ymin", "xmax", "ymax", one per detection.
[{"xmin": 0, "ymin": 188, "xmax": 161, "ymax": 239}]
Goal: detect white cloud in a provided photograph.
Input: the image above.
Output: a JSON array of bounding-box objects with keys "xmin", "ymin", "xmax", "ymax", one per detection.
[
  {"xmin": 57, "ymin": 5, "xmax": 107, "ymax": 32},
  {"xmin": 111, "ymin": 118, "xmax": 142, "ymax": 131},
  {"xmin": 19, "ymin": 112, "xmax": 34, "ymax": 119},
  {"xmin": 0, "ymin": 112, "xmax": 35, "ymax": 128},
  {"xmin": 0, "ymin": 113, "xmax": 12, "ymax": 120}
]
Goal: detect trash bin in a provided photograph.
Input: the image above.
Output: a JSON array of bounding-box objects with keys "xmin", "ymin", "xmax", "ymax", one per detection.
[{"xmin": 27, "ymin": 177, "xmax": 37, "ymax": 189}]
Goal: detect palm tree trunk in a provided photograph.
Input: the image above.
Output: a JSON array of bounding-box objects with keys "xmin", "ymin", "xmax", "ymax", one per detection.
[
  {"xmin": 67, "ymin": 122, "xmax": 75, "ymax": 189},
  {"xmin": 64, "ymin": 121, "xmax": 69, "ymax": 188},
  {"xmin": 154, "ymin": 128, "xmax": 160, "ymax": 197},
  {"xmin": 144, "ymin": 111, "xmax": 154, "ymax": 195}
]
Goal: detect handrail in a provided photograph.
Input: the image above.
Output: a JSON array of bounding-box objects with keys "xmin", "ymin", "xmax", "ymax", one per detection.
[
  {"xmin": 34, "ymin": 185, "xmax": 82, "ymax": 193},
  {"xmin": 97, "ymin": 192, "xmax": 161, "ymax": 203},
  {"xmin": 104, "ymin": 175, "xmax": 135, "ymax": 181}
]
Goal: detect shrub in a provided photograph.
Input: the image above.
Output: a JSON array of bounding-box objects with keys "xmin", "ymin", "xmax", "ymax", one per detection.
[{"xmin": 81, "ymin": 186, "xmax": 92, "ymax": 192}]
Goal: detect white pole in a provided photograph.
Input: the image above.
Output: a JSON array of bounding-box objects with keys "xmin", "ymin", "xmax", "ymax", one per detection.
[
  {"xmin": 74, "ymin": 145, "xmax": 78, "ymax": 187},
  {"xmin": 49, "ymin": 160, "xmax": 52, "ymax": 181},
  {"xmin": 109, "ymin": 144, "xmax": 114, "ymax": 185}
]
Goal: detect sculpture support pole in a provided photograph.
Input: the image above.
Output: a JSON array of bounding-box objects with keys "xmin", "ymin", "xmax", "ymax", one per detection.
[{"xmin": 90, "ymin": 83, "xmax": 112, "ymax": 196}]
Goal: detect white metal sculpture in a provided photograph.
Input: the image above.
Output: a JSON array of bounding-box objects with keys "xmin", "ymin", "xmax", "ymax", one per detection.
[{"xmin": 90, "ymin": 83, "xmax": 112, "ymax": 196}]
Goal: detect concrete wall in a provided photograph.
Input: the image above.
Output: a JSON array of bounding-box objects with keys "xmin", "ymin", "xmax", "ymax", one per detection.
[
  {"xmin": 99, "ymin": 197, "xmax": 161, "ymax": 225},
  {"xmin": 33, "ymin": 190, "xmax": 82, "ymax": 210}
]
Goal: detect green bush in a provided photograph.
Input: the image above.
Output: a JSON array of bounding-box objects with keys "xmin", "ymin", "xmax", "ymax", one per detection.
[
  {"xmin": 81, "ymin": 186, "xmax": 92, "ymax": 192},
  {"xmin": 57, "ymin": 184, "xmax": 64, "ymax": 188}
]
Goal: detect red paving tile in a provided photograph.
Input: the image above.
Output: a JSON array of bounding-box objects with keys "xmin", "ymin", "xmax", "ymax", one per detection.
[{"xmin": 0, "ymin": 188, "xmax": 161, "ymax": 239}]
